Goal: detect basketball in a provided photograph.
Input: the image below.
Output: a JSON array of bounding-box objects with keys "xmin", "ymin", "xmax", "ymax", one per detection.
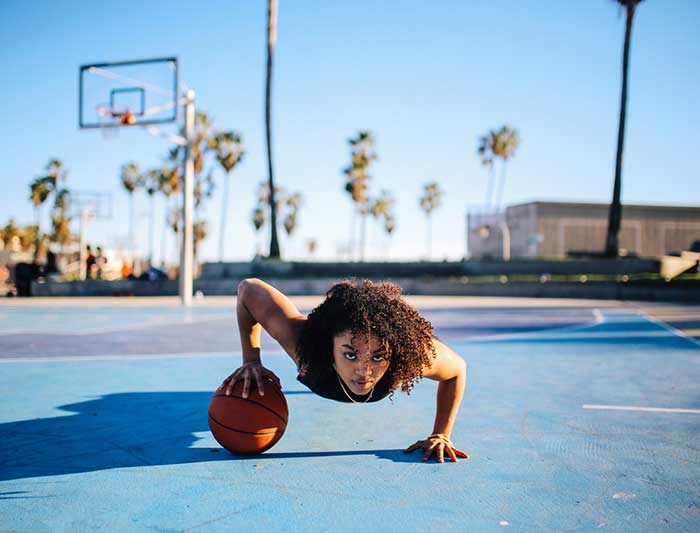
[{"xmin": 208, "ymin": 377, "xmax": 288, "ymax": 455}]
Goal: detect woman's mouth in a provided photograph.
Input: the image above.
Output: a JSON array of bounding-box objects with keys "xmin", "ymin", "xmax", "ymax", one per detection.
[{"xmin": 354, "ymin": 380, "xmax": 374, "ymax": 389}]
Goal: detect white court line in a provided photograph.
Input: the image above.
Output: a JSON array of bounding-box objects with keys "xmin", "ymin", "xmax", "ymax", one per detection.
[
  {"xmin": 634, "ymin": 309, "xmax": 700, "ymax": 348},
  {"xmin": 0, "ymin": 351, "xmax": 242, "ymax": 363},
  {"xmin": 465, "ymin": 308, "xmax": 605, "ymax": 342},
  {"xmin": 583, "ymin": 404, "xmax": 700, "ymax": 414}
]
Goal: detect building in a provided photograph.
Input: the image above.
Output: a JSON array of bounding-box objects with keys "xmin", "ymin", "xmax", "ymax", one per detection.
[{"xmin": 467, "ymin": 201, "xmax": 700, "ymax": 259}]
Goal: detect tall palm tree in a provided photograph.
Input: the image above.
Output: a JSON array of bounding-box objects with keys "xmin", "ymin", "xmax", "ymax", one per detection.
[
  {"xmin": 343, "ymin": 131, "xmax": 377, "ymax": 260},
  {"xmin": 419, "ymin": 182, "xmax": 443, "ymax": 259},
  {"xmin": 213, "ymin": 131, "xmax": 245, "ymax": 261},
  {"xmin": 143, "ymin": 169, "xmax": 159, "ymax": 262},
  {"xmin": 477, "ymin": 131, "xmax": 497, "ymax": 211},
  {"xmin": 120, "ymin": 162, "xmax": 142, "ymax": 258},
  {"xmin": 282, "ymin": 192, "xmax": 302, "ymax": 257},
  {"xmin": 158, "ymin": 165, "xmax": 181, "ymax": 266},
  {"xmin": 50, "ymin": 188, "xmax": 73, "ymax": 255},
  {"xmin": 370, "ymin": 190, "xmax": 396, "ymax": 259},
  {"xmin": 265, "ymin": 0, "xmax": 281, "ymax": 259},
  {"xmin": 477, "ymin": 127, "xmax": 519, "ymax": 212},
  {"xmin": 492, "ymin": 126, "xmax": 519, "ymax": 211},
  {"xmin": 605, "ymin": 0, "xmax": 645, "ymax": 257},
  {"xmin": 29, "ymin": 159, "xmax": 67, "ymax": 259}
]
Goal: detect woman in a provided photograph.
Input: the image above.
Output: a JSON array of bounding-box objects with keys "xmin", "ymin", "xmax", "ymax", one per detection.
[{"xmin": 223, "ymin": 277, "xmax": 469, "ymax": 463}]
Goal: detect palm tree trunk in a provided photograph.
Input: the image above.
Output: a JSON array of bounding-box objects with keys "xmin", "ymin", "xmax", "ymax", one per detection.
[
  {"xmin": 218, "ymin": 173, "xmax": 230, "ymax": 261},
  {"xmin": 149, "ymin": 195, "xmax": 155, "ymax": 263},
  {"xmin": 33, "ymin": 205, "xmax": 41, "ymax": 261},
  {"xmin": 265, "ymin": 0, "xmax": 281, "ymax": 259},
  {"xmin": 350, "ymin": 205, "xmax": 356, "ymax": 261},
  {"xmin": 360, "ymin": 210, "xmax": 367, "ymax": 262},
  {"xmin": 426, "ymin": 213, "xmax": 432, "ymax": 260},
  {"xmin": 605, "ymin": 1, "xmax": 637, "ymax": 257},
  {"xmin": 160, "ymin": 197, "xmax": 168, "ymax": 267},
  {"xmin": 129, "ymin": 193, "xmax": 134, "ymax": 259},
  {"xmin": 495, "ymin": 161, "xmax": 507, "ymax": 212},
  {"xmin": 485, "ymin": 163, "xmax": 495, "ymax": 212}
]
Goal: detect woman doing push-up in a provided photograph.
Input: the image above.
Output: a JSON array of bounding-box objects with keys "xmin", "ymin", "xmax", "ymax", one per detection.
[{"xmin": 223, "ymin": 277, "xmax": 469, "ymax": 463}]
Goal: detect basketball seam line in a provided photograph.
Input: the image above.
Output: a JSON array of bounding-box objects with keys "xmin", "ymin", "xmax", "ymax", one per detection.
[
  {"xmin": 212, "ymin": 393, "xmax": 288, "ymax": 425},
  {"xmin": 208, "ymin": 414, "xmax": 280, "ymax": 436}
]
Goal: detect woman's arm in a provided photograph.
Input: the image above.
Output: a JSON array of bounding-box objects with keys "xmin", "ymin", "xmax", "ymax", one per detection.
[
  {"xmin": 404, "ymin": 339, "xmax": 469, "ymax": 463},
  {"xmin": 224, "ymin": 278, "xmax": 306, "ymax": 397}
]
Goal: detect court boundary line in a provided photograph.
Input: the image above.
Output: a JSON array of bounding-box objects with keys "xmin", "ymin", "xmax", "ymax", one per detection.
[
  {"xmin": 633, "ymin": 309, "xmax": 700, "ymax": 348},
  {"xmin": 0, "ymin": 350, "xmax": 244, "ymax": 363},
  {"xmin": 463, "ymin": 308, "xmax": 604, "ymax": 342},
  {"xmin": 582, "ymin": 404, "xmax": 700, "ymax": 415}
]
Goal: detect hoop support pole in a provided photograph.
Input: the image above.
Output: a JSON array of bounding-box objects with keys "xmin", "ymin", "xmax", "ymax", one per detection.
[{"xmin": 179, "ymin": 90, "xmax": 195, "ymax": 306}]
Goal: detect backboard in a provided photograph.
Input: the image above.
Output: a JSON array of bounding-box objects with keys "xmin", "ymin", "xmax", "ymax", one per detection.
[
  {"xmin": 79, "ymin": 57, "xmax": 179, "ymax": 129},
  {"xmin": 68, "ymin": 191, "xmax": 113, "ymax": 220}
]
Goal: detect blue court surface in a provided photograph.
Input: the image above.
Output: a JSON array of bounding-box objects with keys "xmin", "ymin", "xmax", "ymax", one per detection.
[{"xmin": 1, "ymin": 297, "xmax": 699, "ymax": 532}]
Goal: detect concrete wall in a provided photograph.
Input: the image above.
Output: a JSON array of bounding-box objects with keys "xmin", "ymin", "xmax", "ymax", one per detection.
[
  {"xmin": 468, "ymin": 202, "xmax": 700, "ymax": 259},
  {"xmin": 31, "ymin": 276, "xmax": 699, "ymax": 302},
  {"xmin": 200, "ymin": 259, "xmax": 660, "ymax": 279}
]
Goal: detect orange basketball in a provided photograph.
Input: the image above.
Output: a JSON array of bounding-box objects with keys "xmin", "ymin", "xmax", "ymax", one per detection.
[{"xmin": 208, "ymin": 377, "xmax": 288, "ymax": 455}]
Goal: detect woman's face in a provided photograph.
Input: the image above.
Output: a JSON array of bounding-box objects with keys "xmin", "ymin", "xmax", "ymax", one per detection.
[{"xmin": 332, "ymin": 331, "xmax": 390, "ymax": 395}]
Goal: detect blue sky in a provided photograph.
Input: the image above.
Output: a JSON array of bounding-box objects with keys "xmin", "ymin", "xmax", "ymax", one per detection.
[{"xmin": 1, "ymin": 0, "xmax": 699, "ymax": 263}]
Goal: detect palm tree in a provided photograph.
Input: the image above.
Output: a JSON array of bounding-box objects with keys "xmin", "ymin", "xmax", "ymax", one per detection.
[
  {"xmin": 265, "ymin": 0, "xmax": 281, "ymax": 259},
  {"xmin": 29, "ymin": 159, "xmax": 68, "ymax": 259},
  {"xmin": 370, "ymin": 190, "xmax": 396, "ymax": 259},
  {"xmin": 605, "ymin": 0, "xmax": 645, "ymax": 257},
  {"xmin": 419, "ymin": 182, "xmax": 443, "ymax": 259},
  {"xmin": 193, "ymin": 220, "xmax": 208, "ymax": 276},
  {"xmin": 50, "ymin": 188, "xmax": 73, "ymax": 254},
  {"xmin": 492, "ymin": 126, "xmax": 519, "ymax": 210},
  {"xmin": 0, "ymin": 220, "xmax": 21, "ymax": 252},
  {"xmin": 158, "ymin": 165, "xmax": 181, "ymax": 266},
  {"xmin": 143, "ymin": 169, "xmax": 159, "ymax": 262},
  {"xmin": 120, "ymin": 162, "xmax": 142, "ymax": 259},
  {"xmin": 343, "ymin": 131, "xmax": 377, "ymax": 260},
  {"xmin": 213, "ymin": 131, "xmax": 245, "ymax": 261},
  {"xmin": 477, "ymin": 127, "xmax": 519, "ymax": 212},
  {"xmin": 283, "ymin": 192, "xmax": 302, "ymax": 258},
  {"xmin": 477, "ymin": 131, "xmax": 497, "ymax": 211}
]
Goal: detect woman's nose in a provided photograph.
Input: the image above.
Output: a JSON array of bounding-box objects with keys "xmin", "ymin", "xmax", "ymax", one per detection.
[{"xmin": 355, "ymin": 360, "xmax": 372, "ymax": 375}]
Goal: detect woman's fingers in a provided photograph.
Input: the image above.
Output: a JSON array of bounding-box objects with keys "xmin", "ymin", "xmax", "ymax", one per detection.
[
  {"xmin": 405, "ymin": 437, "xmax": 469, "ymax": 463},
  {"xmin": 254, "ymin": 367, "xmax": 266, "ymax": 397},
  {"xmin": 445, "ymin": 446, "xmax": 458, "ymax": 462},
  {"xmin": 453, "ymin": 447, "xmax": 470, "ymax": 459},
  {"xmin": 403, "ymin": 440, "xmax": 425, "ymax": 453},
  {"xmin": 241, "ymin": 372, "xmax": 251, "ymax": 398},
  {"xmin": 422, "ymin": 442, "xmax": 438, "ymax": 461}
]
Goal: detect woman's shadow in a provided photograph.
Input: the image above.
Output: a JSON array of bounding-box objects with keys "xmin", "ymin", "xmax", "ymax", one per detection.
[{"xmin": 1, "ymin": 391, "xmax": 417, "ymax": 482}]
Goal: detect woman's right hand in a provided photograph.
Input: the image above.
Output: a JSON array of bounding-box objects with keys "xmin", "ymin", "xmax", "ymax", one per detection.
[{"xmin": 222, "ymin": 361, "xmax": 281, "ymax": 398}]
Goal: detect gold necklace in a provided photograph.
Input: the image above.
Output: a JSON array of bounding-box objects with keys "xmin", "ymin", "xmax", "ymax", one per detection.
[{"xmin": 334, "ymin": 368, "xmax": 375, "ymax": 403}]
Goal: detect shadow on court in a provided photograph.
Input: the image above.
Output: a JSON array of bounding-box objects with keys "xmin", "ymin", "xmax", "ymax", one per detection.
[{"xmin": 0, "ymin": 390, "xmax": 423, "ymax": 483}]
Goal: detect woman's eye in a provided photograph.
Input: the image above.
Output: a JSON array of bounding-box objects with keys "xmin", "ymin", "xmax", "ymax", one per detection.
[
  {"xmin": 344, "ymin": 352, "xmax": 357, "ymax": 360},
  {"xmin": 372, "ymin": 354, "xmax": 386, "ymax": 362}
]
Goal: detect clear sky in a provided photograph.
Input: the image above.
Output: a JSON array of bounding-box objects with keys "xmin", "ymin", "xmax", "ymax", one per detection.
[{"xmin": 1, "ymin": 0, "xmax": 699, "ymax": 264}]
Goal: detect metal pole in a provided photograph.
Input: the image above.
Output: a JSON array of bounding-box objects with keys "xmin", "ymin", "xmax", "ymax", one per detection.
[{"xmin": 180, "ymin": 89, "xmax": 195, "ymax": 306}]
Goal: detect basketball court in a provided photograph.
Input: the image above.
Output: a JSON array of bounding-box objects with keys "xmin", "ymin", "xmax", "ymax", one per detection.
[{"xmin": 1, "ymin": 296, "xmax": 699, "ymax": 531}]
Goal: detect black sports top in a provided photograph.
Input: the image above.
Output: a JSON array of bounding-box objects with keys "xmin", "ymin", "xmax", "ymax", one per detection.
[{"xmin": 296, "ymin": 369, "xmax": 392, "ymax": 403}]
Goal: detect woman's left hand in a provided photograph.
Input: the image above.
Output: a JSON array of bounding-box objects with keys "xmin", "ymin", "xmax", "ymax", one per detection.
[{"xmin": 403, "ymin": 433, "xmax": 469, "ymax": 463}]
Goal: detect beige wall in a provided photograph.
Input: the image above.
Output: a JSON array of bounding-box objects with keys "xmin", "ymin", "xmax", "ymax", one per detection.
[{"xmin": 467, "ymin": 202, "xmax": 700, "ymax": 259}]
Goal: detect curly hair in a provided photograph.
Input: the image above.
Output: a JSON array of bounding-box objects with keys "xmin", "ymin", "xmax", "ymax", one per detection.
[{"xmin": 296, "ymin": 279, "xmax": 436, "ymax": 396}]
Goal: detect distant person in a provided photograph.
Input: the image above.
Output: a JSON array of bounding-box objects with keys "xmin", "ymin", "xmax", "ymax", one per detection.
[
  {"xmin": 44, "ymin": 251, "xmax": 59, "ymax": 275},
  {"xmin": 121, "ymin": 260, "xmax": 132, "ymax": 280},
  {"xmin": 86, "ymin": 245, "xmax": 96, "ymax": 279},
  {"xmin": 95, "ymin": 247, "xmax": 106, "ymax": 279},
  {"xmin": 221, "ymin": 278, "xmax": 469, "ymax": 463}
]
